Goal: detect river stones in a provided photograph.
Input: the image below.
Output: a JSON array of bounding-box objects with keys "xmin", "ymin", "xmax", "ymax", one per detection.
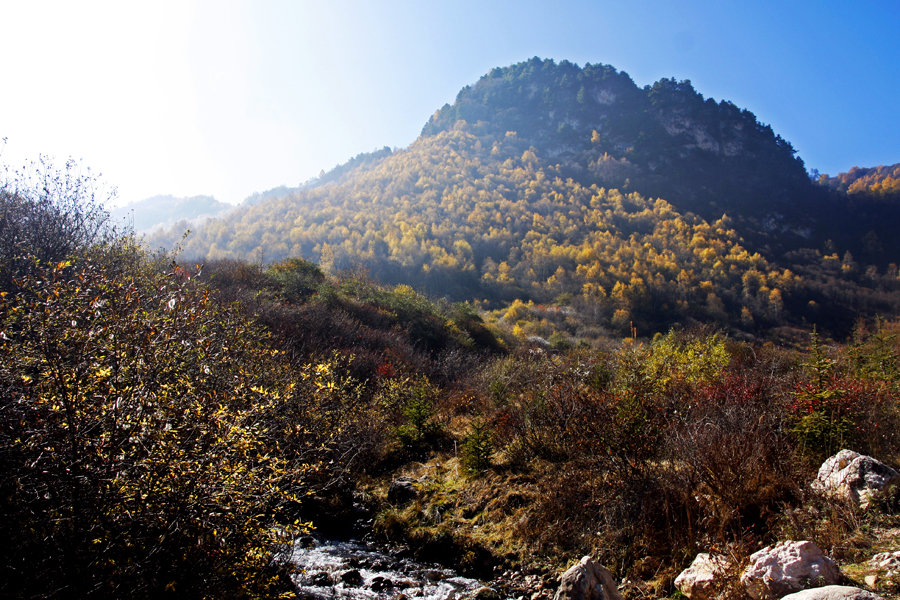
[
  {"xmin": 339, "ymin": 569, "xmax": 363, "ymax": 586},
  {"xmin": 370, "ymin": 576, "xmax": 394, "ymax": 591},
  {"xmin": 388, "ymin": 476, "xmax": 419, "ymax": 504},
  {"xmin": 674, "ymin": 553, "xmax": 731, "ymax": 599},
  {"xmin": 813, "ymin": 450, "xmax": 900, "ymax": 508},
  {"xmin": 473, "ymin": 586, "xmax": 502, "ymax": 600},
  {"xmin": 553, "ymin": 556, "xmax": 623, "ymax": 600},
  {"xmin": 308, "ymin": 571, "xmax": 333, "ymax": 587}
]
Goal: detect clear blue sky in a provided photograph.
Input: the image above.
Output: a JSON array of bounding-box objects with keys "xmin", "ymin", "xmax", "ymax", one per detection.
[{"xmin": 1, "ymin": 1, "xmax": 897, "ymax": 205}]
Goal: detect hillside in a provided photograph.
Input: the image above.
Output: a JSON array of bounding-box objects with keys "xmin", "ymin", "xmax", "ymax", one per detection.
[
  {"xmin": 150, "ymin": 58, "xmax": 900, "ymax": 339},
  {"xmin": 818, "ymin": 163, "xmax": 900, "ymax": 200}
]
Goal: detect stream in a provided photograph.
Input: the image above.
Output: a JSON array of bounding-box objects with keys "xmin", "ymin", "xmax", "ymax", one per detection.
[{"xmin": 285, "ymin": 536, "xmax": 499, "ymax": 599}]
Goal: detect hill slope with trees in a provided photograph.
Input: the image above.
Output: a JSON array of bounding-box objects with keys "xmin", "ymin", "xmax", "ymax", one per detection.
[{"xmin": 150, "ymin": 58, "xmax": 900, "ymax": 339}]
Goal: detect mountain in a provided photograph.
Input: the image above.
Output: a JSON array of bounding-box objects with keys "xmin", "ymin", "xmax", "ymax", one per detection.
[
  {"xmin": 423, "ymin": 59, "xmax": 811, "ymax": 230},
  {"xmin": 111, "ymin": 194, "xmax": 234, "ymax": 234},
  {"xmin": 150, "ymin": 58, "xmax": 900, "ymax": 338}
]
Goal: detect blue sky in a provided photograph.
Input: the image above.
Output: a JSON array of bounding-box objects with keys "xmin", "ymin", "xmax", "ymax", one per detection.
[{"xmin": 1, "ymin": 1, "xmax": 897, "ymax": 205}]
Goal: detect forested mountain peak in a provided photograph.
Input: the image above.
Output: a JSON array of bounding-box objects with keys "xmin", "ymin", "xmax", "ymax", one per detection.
[{"xmin": 421, "ymin": 58, "xmax": 811, "ymax": 226}]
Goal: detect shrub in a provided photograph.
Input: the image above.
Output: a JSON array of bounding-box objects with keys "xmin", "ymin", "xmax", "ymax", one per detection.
[
  {"xmin": 460, "ymin": 418, "xmax": 494, "ymax": 476},
  {"xmin": 845, "ymin": 317, "xmax": 899, "ymax": 384},
  {"xmin": 786, "ymin": 330, "xmax": 891, "ymax": 461},
  {"xmin": 0, "ymin": 156, "xmax": 113, "ymax": 292},
  {"xmin": 0, "ymin": 167, "xmax": 311, "ymax": 598},
  {"xmin": 0, "ymin": 249, "xmax": 307, "ymax": 598},
  {"xmin": 268, "ymin": 256, "xmax": 325, "ymax": 303},
  {"xmin": 379, "ymin": 376, "xmax": 444, "ymax": 453}
]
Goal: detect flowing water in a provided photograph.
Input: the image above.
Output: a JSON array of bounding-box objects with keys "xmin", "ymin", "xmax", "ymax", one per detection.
[{"xmin": 286, "ymin": 537, "xmax": 492, "ymax": 599}]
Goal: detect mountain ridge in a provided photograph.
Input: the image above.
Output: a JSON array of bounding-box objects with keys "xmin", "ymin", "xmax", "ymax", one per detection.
[{"xmin": 422, "ymin": 58, "xmax": 811, "ymax": 228}]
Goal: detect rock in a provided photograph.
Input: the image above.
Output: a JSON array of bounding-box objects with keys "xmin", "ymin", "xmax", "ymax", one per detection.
[
  {"xmin": 674, "ymin": 553, "xmax": 730, "ymax": 600},
  {"xmin": 813, "ymin": 450, "xmax": 900, "ymax": 508},
  {"xmin": 473, "ymin": 586, "xmax": 501, "ymax": 600},
  {"xmin": 296, "ymin": 535, "xmax": 317, "ymax": 548},
  {"xmin": 779, "ymin": 585, "xmax": 884, "ymax": 600},
  {"xmin": 864, "ymin": 576, "xmax": 878, "ymax": 588},
  {"xmin": 423, "ymin": 569, "xmax": 446, "ymax": 581},
  {"xmin": 339, "ymin": 569, "xmax": 363, "ymax": 586},
  {"xmin": 741, "ymin": 541, "xmax": 841, "ymax": 600},
  {"xmin": 869, "ymin": 551, "xmax": 900, "ymax": 575},
  {"xmin": 370, "ymin": 576, "xmax": 394, "ymax": 591},
  {"xmin": 553, "ymin": 556, "xmax": 623, "ymax": 600},
  {"xmin": 388, "ymin": 476, "xmax": 419, "ymax": 505},
  {"xmin": 308, "ymin": 571, "xmax": 333, "ymax": 587}
]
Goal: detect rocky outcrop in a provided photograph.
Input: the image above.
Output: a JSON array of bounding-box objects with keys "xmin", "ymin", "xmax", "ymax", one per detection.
[
  {"xmin": 553, "ymin": 556, "xmax": 622, "ymax": 600},
  {"xmin": 813, "ymin": 450, "xmax": 900, "ymax": 509},
  {"xmin": 387, "ymin": 476, "xmax": 419, "ymax": 505},
  {"xmin": 779, "ymin": 586, "xmax": 884, "ymax": 600},
  {"xmin": 674, "ymin": 553, "xmax": 731, "ymax": 600},
  {"xmin": 740, "ymin": 541, "xmax": 841, "ymax": 600}
]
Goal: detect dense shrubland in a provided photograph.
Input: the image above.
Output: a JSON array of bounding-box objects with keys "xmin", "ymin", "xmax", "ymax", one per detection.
[
  {"xmin": 371, "ymin": 322, "xmax": 900, "ymax": 592},
  {"xmin": 0, "ymin": 161, "xmax": 502, "ymax": 598},
  {"xmin": 0, "ymin": 167, "xmax": 325, "ymax": 597}
]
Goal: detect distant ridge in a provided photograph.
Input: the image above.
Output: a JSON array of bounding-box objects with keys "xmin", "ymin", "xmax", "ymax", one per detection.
[{"xmin": 111, "ymin": 194, "xmax": 233, "ymax": 234}]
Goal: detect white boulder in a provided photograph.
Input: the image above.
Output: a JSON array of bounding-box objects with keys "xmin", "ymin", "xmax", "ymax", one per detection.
[
  {"xmin": 740, "ymin": 541, "xmax": 841, "ymax": 600},
  {"xmin": 779, "ymin": 586, "xmax": 884, "ymax": 600},
  {"xmin": 553, "ymin": 556, "xmax": 622, "ymax": 600},
  {"xmin": 813, "ymin": 450, "xmax": 899, "ymax": 508},
  {"xmin": 674, "ymin": 553, "xmax": 730, "ymax": 600}
]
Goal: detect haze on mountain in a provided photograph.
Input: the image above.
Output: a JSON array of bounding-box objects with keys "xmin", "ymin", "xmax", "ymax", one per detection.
[
  {"xmin": 110, "ymin": 194, "xmax": 233, "ymax": 234},
  {"xmin": 111, "ymin": 184, "xmax": 305, "ymax": 235},
  {"xmin": 149, "ymin": 58, "xmax": 900, "ymax": 340}
]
